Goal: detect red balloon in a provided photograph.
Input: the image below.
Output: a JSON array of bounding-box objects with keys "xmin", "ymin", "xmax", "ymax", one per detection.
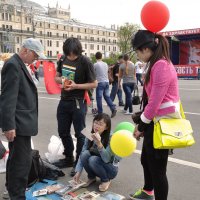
[{"xmin": 141, "ymin": 1, "xmax": 170, "ymax": 32}]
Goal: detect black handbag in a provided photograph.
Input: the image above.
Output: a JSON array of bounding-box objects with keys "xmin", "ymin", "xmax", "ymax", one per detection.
[{"xmin": 132, "ymin": 85, "xmax": 141, "ymax": 105}]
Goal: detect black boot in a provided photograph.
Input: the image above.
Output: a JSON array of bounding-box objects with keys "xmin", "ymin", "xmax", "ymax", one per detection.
[{"xmin": 53, "ymin": 156, "xmax": 74, "ymax": 168}]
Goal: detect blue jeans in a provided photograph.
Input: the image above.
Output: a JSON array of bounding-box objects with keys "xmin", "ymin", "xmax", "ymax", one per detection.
[
  {"xmin": 80, "ymin": 150, "xmax": 118, "ymax": 182},
  {"xmin": 96, "ymin": 82, "xmax": 116, "ymax": 113},
  {"xmin": 123, "ymin": 82, "xmax": 135, "ymax": 113},
  {"xmin": 110, "ymin": 81, "xmax": 123, "ymax": 104},
  {"xmin": 57, "ymin": 100, "xmax": 86, "ymax": 164}
]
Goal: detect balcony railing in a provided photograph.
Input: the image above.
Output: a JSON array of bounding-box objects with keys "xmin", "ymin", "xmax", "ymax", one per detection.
[{"xmin": 0, "ymin": 28, "xmax": 118, "ymax": 45}]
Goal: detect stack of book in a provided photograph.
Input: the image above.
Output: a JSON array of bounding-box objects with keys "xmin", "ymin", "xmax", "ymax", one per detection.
[{"xmin": 32, "ymin": 179, "xmax": 125, "ymax": 200}]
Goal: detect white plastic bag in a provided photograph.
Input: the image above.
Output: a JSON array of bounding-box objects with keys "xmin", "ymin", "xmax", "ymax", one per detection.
[
  {"xmin": 0, "ymin": 141, "xmax": 8, "ymax": 174},
  {"xmin": 45, "ymin": 135, "xmax": 64, "ymax": 163}
]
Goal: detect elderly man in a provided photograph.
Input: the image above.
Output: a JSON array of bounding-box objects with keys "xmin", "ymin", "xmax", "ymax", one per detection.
[{"xmin": 1, "ymin": 38, "xmax": 45, "ymax": 200}]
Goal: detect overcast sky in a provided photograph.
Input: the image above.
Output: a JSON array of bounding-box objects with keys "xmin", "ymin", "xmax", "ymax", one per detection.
[{"xmin": 32, "ymin": 0, "xmax": 200, "ymax": 31}]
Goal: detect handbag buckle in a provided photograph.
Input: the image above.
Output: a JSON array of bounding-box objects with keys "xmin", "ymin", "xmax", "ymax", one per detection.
[{"xmin": 174, "ymin": 131, "xmax": 183, "ymax": 137}]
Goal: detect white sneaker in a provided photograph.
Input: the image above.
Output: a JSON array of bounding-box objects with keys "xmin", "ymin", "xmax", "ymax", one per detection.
[
  {"xmin": 3, "ymin": 189, "xmax": 10, "ymax": 199},
  {"xmin": 121, "ymin": 109, "xmax": 127, "ymax": 113},
  {"xmin": 124, "ymin": 111, "xmax": 133, "ymax": 115}
]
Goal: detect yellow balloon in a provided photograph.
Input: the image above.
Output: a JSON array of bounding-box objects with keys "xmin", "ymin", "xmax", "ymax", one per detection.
[{"xmin": 110, "ymin": 130, "xmax": 137, "ymax": 157}]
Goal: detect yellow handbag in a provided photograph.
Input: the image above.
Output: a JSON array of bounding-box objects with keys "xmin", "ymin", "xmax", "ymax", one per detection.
[{"xmin": 153, "ymin": 102, "xmax": 195, "ymax": 149}]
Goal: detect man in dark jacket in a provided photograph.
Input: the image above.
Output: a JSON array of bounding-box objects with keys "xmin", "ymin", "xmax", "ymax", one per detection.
[{"xmin": 1, "ymin": 38, "xmax": 45, "ymax": 200}]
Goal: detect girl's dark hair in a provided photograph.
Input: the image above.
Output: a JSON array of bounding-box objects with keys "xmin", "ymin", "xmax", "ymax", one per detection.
[
  {"xmin": 131, "ymin": 30, "xmax": 170, "ymax": 84},
  {"xmin": 63, "ymin": 37, "xmax": 83, "ymax": 56},
  {"xmin": 88, "ymin": 113, "xmax": 111, "ymax": 149}
]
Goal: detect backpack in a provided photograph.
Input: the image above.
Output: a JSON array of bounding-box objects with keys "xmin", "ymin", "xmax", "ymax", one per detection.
[
  {"xmin": 28, "ymin": 150, "xmax": 46, "ymax": 187},
  {"xmin": 28, "ymin": 150, "xmax": 65, "ymax": 187}
]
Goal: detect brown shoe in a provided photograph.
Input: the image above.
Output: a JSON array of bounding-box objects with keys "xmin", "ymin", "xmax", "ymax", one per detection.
[
  {"xmin": 99, "ymin": 181, "xmax": 111, "ymax": 192},
  {"xmin": 82, "ymin": 178, "xmax": 96, "ymax": 188}
]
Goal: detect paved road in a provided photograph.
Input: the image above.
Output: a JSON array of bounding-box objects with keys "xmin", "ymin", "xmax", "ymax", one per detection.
[{"xmin": 0, "ymin": 79, "xmax": 200, "ymax": 199}]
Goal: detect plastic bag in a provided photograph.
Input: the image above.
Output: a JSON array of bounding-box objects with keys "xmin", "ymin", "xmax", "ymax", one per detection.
[{"xmin": 45, "ymin": 135, "xmax": 64, "ymax": 163}]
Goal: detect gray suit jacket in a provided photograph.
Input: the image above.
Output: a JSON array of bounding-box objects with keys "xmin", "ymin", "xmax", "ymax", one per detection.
[{"xmin": 1, "ymin": 54, "xmax": 38, "ymax": 136}]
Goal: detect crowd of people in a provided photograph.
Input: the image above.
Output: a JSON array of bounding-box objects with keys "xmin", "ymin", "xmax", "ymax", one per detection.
[{"xmin": 0, "ymin": 28, "xmax": 181, "ymax": 200}]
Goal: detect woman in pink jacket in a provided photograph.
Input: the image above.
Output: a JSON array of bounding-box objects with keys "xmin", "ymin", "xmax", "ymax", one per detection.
[{"xmin": 129, "ymin": 30, "xmax": 180, "ymax": 200}]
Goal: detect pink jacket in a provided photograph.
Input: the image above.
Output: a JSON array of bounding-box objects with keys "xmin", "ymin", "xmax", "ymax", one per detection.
[{"xmin": 141, "ymin": 59, "xmax": 180, "ymax": 124}]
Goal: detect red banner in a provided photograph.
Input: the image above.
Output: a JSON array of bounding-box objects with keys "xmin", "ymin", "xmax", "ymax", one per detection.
[
  {"xmin": 175, "ymin": 65, "xmax": 199, "ymax": 77},
  {"xmin": 161, "ymin": 28, "xmax": 200, "ymax": 36},
  {"xmin": 43, "ymin": 61, "xmax": 61, "ymax": 94}
]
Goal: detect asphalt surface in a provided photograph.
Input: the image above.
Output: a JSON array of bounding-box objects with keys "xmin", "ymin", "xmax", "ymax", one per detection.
[{"xmin": 0, "ymin": 79, "xmax": 200, "ymax": 200}]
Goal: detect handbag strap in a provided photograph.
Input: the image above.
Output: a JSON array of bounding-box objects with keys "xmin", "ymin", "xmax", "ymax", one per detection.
[
  {"xmin": 134, "ymin": 84, "xmax": 139, "ymax": 96},
  {"xmin": 180, "ymin": 101, "xmax": 186, "ymax": 119}
]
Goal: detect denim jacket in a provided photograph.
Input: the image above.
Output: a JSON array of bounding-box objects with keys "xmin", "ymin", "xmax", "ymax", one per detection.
[{"xmin": 75, "ymin": 135, "xmax": 121, "ymax": 173}]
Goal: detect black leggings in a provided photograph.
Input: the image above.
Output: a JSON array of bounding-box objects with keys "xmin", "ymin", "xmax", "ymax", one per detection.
[{"xmin": 141, "ymin": 122, "xmax": 169, "ymax": 200}]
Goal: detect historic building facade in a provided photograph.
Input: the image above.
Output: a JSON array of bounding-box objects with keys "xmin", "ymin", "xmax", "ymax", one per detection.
[{"xmin": 0, "ymin": 0, "xmax": 119, "ymax": 58}]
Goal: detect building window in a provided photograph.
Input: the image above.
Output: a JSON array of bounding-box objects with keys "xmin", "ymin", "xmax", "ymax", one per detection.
[
  {"xmin": 108, "ymin": 46, "xmax": 110, "ymax": 51},
  {"xmin": 56, "ymin": 25, "xmax": 59, "ymax": 29},
  {"xmin": 97, "ymin": 30, "xmax": 99, "ymax": 34},
  {"xmin": 40, "ymin": 22, "xmax": 43, "ymax": 27},
  {"xmin": 71, "ymin": 27, "xmax": 73, "ymax": 31},
  {"xmin": 103, "ymin": 32, "xmax": 105, "ymax": 36},
  {"xmin": 102, "ymin": 45, "xmax": 106, "ymax": 51},
  {"xmin": 108, "ymin": 39, "xmax": 111, "ymax": 43},
  {"xmin": 63, "ymin": 33, "xmax": 67, "ymax": 38},
  {"xmin": 40, "ymin": 40, "xmax": 43, "ymax": 44},
  {"xmin": 9, "ymin": 14, "xmax": 11, "ymax": 21},
  {"xmin": 56, "ymin": 51, "xmax": 59, "ymax": 55},
  {"xmin": 2, "ymin": 24, "xmax": 5, "ymax": 30},
  {"xmin": 2, "ymin": 13, "xmax": 4, "ymax": 20},
  {"xmin": 56, "ymin": 33, "xmax": 59, "ymax": 37},
  {"xmin": 17, "ymin": 48, "xmax": 20, "ymax": 53},
  {"xmin": 50, "ymin": 32, "xmax": 52, "ymax": 37},
  {"xmin": 91, "ymin": 29, "xmax": 93, "ymax": 34},
  {"xmin": 56, "ymin": 41, "xmax": 59, "ymax": 47},
  {"xmin": 90, "ymin": 37, "xmax": 94, "ymax": 41},
  {"xmin": 85, "ymin": 36, "xmax": 87, "ymax": 40},
  {"xmin": 97, "ymin": 45, "xmax": 99, "ymax": 50},
  {"xmin": 5, "ymin": 13, "xmax": 8, "ymax": 21},
  {"xmin": 64, "ymin": 26, "xmax": 66, "ymax": 30},
  {"xmin": 90, "ymin": 44, "xmax": 94, "ymax": 50},
  {"xmin": 50, "ymin": 51, "xmax": 52, "ymax": 57},
  {"xmin": 77, "ymin": 35, "xmax": 81, "ymax": 40},
  {"xmin": 50, "ymin": 41, "xmax": 52, "ymax": 47},
  {"xmin": 85, "ymin": 44, "xmax": 87, "ymax": 49},
  {"xmin": 85, "ymin": 29, "xmax": 87, "ymax": 33},
  {"xmin": 78, "ymin": 28, "xmax": 80, "ymax": 32},
  {"xmin": 40, "ymin": 31, "xmax": 42, "ymax": 35},
  {"xmin": 109, "ymin": 32, "xmax": 110, "ymax": 36},
  {"xmin": 97, "ymin": 38, "xmax": 99, "ymax": 42},
  {"xmin": 48, "ymin": 23, "xmax": 50, "ymax": 28},
  {"xmin": 102, "ymin": 38, "xmax": 105, "ymax": 42},
  {"xmin": 16, "ymin": 37, "xmax": 20, "ymax": 43},
  {"xmin": 27, "ymin": 27, "xmax": 30, "ymax": 32}
]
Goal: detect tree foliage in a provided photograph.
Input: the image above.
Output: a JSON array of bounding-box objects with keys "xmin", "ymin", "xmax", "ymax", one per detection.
[{"xmin": 118, "ymin": 23, "xmax": 141, "ymax": 54}]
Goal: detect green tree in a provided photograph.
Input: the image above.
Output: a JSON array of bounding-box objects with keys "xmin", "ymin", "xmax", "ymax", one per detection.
[{"xmin": 118, "ymin": 23, "xmax": 140, "ymax": 54}]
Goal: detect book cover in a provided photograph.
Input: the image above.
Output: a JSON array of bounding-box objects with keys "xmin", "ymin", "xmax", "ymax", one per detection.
[
  {"xmin": 62, "ymin": 65, "xmax": 75, "ymax": 81},
  {"xmin": 97, "ymin": 192, "xmax": 125, "ymax": 200}
]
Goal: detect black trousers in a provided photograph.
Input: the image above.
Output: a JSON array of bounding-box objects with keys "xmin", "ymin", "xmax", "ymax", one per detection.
[
  {"xmin": 141, "ymin": 122, "xmax": 169, "ymax": 200},
  {"xmin": 6, "ymin": 135, "xmax": 32, "ymax": 200},
  {"xmin": 57, "ymin": 99, "xmax": 86, "ymax": 165}
]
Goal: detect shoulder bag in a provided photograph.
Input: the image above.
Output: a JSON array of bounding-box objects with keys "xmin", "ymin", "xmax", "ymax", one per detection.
[{"xmin": 153, "ymin": 102, "xmax": 195, "ymax": 149}]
